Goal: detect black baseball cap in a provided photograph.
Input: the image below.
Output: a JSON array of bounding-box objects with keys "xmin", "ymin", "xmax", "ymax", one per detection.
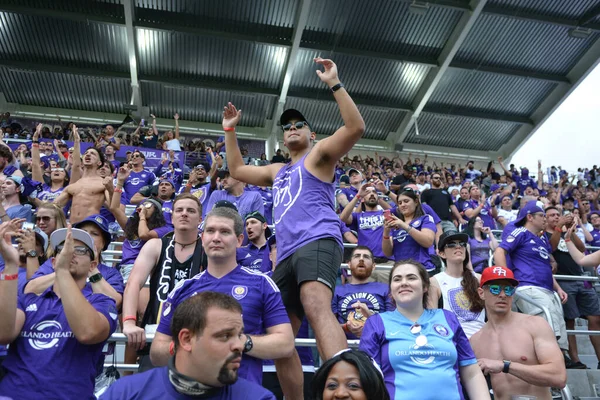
[
  {"xmin": 438, "ymin": 231, "xmax": 469, "ymax": 250},
  {"xmin": 280, "ymin": 109, "xmax": 311, "ymax": 129},
  {"xmin": 214, "ymin": 200, "xmax": 238, "ymax": 212}
]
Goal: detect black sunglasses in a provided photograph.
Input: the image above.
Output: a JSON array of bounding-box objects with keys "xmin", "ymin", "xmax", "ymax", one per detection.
[
  {"xmin": 281, "ymin": 121, "xmax": 308, "ymax": 131},
  {"xmin": 444, "ymin": 242, "xmax": 467, "ymax": 249}
]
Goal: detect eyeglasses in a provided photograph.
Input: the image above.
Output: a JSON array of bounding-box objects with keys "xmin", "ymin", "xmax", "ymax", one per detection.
[
  {"xmin": 487, "ymin": 284, "xmax": 516, "ymax": 296},
  {"xmin": 281, "ymin": 121, "xmax": 308, "ymax": 131},
  {"xmin": 444, "ymin": 242, "xmax": 467, "ymax": 249},
  {"xmin": 131, "ymin": 154, "xmax": 142, "ymax": 159},
  {"xmin": 35, "ymin": 216, "xmax": 54, "ymax": 223},
  {"xmin": 55, "ymin": 245, "xmax": 94, "ymax": 258}
]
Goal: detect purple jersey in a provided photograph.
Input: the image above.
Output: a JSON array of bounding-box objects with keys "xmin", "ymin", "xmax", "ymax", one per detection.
[
  {"xmin": 256, "ymin": 187, "xmax": 274, "ymax": 225},
  {"xmin": 500, "ymin": 225, "xmax": 553, "ymax": 291},
  {"xmin": 205, "ymin": 190, "xmax": 265, "ymax": 221},
  {"xmin": 121, "ymin": 226, "xmax": 173, "ymax": 266},
  {"xmin": 587, "ymin": 228, "xmax": 600, "ymax": 249},
  {"xmin": 512, "ymin": 172, "xmax": 538, "ymax": 195},
  {"xmin": 37, "ymin": 184, "xmax": 64, "ymax": 203},
  {"xmin": 349, "ymin": 210, "xmax": 387, "ymax": 259},
  {"xmin": 272, "ymin": 154, "xmax": 342, "ymax": 264},
  {"xmin": 99, "ymin": 367, "xmax": 275, "ymax": 400},
  {"xmin": 157, "ymin": 266, "xmax": 289, "ymax": 384},
  {"xmin": 237, "ymin": 243, "xmax": 271, "ymax": 273},
  {"xmin": 390, "ymin": 214, "xmax": 436, "ymax": 270},
  {"xmin": 121, "ymin": 169, "xmax": 156, "ymax": 204},
  {"xmin": 177, "ymin": 182, "xmax": 213, "ymax": 218},
  {"xmin": 468, "ymin": 237, "xmax": 491, "ymax": 273},
  {"xmin": 0, "ymin": 288, "xmax": 118, "ymax": 399},
  {"xmin": 359, "ymin": 309, "xmax": 476, "ymax": 400},
  {"xmin": 162, "ymin": 200, "xmax": 174, "ymax": 229},
  {"xmin": 332, "ymin": 282, "xmax": 395, "ymax": 339},
  {"xmin": 30, "ymin": 259, "xmax": 124, "ymax": 295}
]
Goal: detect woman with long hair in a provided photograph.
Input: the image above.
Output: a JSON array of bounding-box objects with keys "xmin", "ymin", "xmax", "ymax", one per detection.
[
  {"xmin": 495, "ymin": 195, "xmax": 518, "ymax": 227},
  {"xmin": 382, "ymin": 188, "xmax": 436, "ymax": 272},
  {"xmin": 429, "ymin": 231, "xmax": 486, "ymax": 338},
  {"xmin": 31, "ymin": 124, "xmax": 69, "ymax": 207},
  {"xmin": 359, "ymin": 260, "xmax": 490, "ymax": 399},
  {"xmin": 464, "ymin": 217, "xmax": 498, "ymax": 273},
  {"xmin": 311, "ymin": 349, "xmax": 390, "ymax": 400},
  {"xmin": 34, "ymin": 203, "xmax": 67, "ymax": 238}
]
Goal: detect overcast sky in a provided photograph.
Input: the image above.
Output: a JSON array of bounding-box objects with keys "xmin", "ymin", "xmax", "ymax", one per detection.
[{"xmin": 510, "ymin": 62, "xmax": 600, "ymax": 175}]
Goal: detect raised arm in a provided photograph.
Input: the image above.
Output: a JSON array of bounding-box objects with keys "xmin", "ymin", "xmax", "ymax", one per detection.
[
  {"xmin": 70, "ymin": 125, "xmax": 82, "ymax": 183},
  {"xmin": 174, "ymin": 113, "xmax": 180, "ymax": 139},
  {"xmin": 31, "ymin": 124, "xmax": 44, "ymax": 183},
  {"xmin": 496, "ymin": 156, "xmax": 511, "ymax": 177},
  {"xmin": 110, "ymin": 166, "xmax": 131, "ymax": 230}
]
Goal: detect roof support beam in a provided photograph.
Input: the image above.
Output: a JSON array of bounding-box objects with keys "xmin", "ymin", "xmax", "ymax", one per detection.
[
  {"xmin": 499, "ymin": 34, "xmax": 600, "ymax": 159},
  {"xmin": 268, "ymin": 0, "xmax": 312, "ymax": 152},
  {"xmin": 482, "ymin": 5, "xmax": 600, "ymax": 32},
  {"xmin": 387, "ymin": 0, "xmax": 488, "ymax": 146},
  {"xmin": 122, "ymin": 0, "xmax": 142, "ymax": 113},
  {"xmin": 449, "ymin": 62, "xmax": 570, "ymax": 84}
]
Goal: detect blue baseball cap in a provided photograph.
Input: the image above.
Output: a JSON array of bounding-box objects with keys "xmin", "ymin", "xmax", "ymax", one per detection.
[
  {"xmin": 490, "ymin": 184, "xmax": 501, "ymax": 192},
  {"xmin": 73, "ymin": 214, "xmax": 111, "ymax": 251},
  {"xmin": 514, "ymin": 200, "xmax": 546, "ymax": 226}
]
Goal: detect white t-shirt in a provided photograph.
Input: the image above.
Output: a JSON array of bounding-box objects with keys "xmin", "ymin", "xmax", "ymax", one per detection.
[
  {"xmin": 497, "ymin": 208, "xmax": 518, "ymax": 225},
  {"xmin": 164, "ymin": 139, "xmax": 181, "ymax": 151}
]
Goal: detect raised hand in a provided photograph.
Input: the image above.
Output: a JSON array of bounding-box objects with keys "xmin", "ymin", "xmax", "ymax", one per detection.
[
  {"xmin": 54, "ymin": 224, "xmax": 75, "ymax": 271},
  {"xmin": 33, "ymin": 123, "xmax": 42, "ymax": 141},
  {"xmin": 102, "ymin": 177, "xmax": 114, "ymax": 191},
  {"xmin": 150, "ymin": 114, "xmax": 156, "ymax": 119},
  {"xmin": 222, "ymin": 102, "xmax": 242, "ymax": 129},
  {"xmin": 72, "ymin": 125, "xmax": 80, "ymax": 142},
  {"xmin": 0, "ymin": 219, "xmax": 24, "ymax": 266},
  {"xmin": 174, "ymin": 113, "xmax": 179, "ymax": 121},
  {"xmin": 117, "ymin": 165, "xmax": 131, "ymax": 183},
  {"xmin": 314, "ymin": 57, "xmax": 340, "ymax": 86}
]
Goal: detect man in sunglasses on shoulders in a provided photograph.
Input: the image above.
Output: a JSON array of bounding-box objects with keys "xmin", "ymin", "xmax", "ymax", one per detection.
[{"xmin": 470, "ymin": 266, "xmax": 567, "ymax": 400}]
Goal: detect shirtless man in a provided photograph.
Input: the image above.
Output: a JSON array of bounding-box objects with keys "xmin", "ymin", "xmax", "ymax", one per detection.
[
  {"xmin": 55, "ymin": 137, "xmax": 112, "ymax": 224},
  {"xmin": 470, "ymin": 266, "xmax": 567, "ymax": 400}
]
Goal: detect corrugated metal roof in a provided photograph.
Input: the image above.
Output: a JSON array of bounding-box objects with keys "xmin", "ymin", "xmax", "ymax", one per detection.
[
  {"xmin": 285, "ymin": 96, "xmax": 408, "ymax": 141},
  {"xmin": 136, "ymin": 28, "xmax": 287, "ymax": 89},
  {"xmin": 429, "ymin": 68, "xmax": 557, "ymax": 116},
  {"xmin": 485, "ymin": 0, "xmax": 600, "ymax": 20},
  {"xmin": 404, "ymin": 113, "xmax": 520, "ymax": 152},
  {"xmin": 455, "ymin": 13, "xmax": 600, "ymax": 75},
  {"xmin": 0, "ymin": 0, "xmax": 124, "ymax": 19},
  {"xmin": 302, "ymin": 0, "xmax": 463, "ymax": 59},
  {"xmin": 0, "ymin": 12, "xmax": 129, "ymax": 72},
  {"xmin": 290, "ymin": 49, "xmax": 430, "ymax": 106},
  {"xmin": 0, "ymin": 67, "xmax": 131, "ymax": 113},
  {"xmin": 141, "ymin": 81, "xmax": 276, "ymax": 127},
  {"xmin": 135, "ymin": 0, "xmax": 298, "ymax": 28}
]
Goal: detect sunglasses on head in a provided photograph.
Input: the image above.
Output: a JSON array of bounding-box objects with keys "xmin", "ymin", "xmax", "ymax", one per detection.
[
  {"xmin": 487, "ymin": 284, "xmax": 516, "ymax": 296},
  {"xmin": 281, "ymin": 121, "xmax": 308, "ymax": 131},
  {"xmin": 444, "ymin": 242, "xmax": 467, "ymax": 249},
  {"xmin": 51, "ymin": 168, "xmax": 64, "ymax": 172}
]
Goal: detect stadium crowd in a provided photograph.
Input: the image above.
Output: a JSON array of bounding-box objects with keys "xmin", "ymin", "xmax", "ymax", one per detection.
[{"xmin": 0, "ymin": 58, "xmax": 598, "ymax": 400}]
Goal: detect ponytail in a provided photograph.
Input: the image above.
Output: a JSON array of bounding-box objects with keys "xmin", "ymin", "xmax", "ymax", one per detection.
[{"xmin": 462, "ymin": 268, "xmax": 484, "ymax": 313}]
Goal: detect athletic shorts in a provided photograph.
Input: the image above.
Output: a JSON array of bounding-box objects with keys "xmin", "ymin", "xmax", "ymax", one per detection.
[
  {"xmin": 273, "ymin": 238, "xmax": 342, "ymax": 319},
  {"xmin": 560, "ymin": 280, "xmax": 600, "ymax": 320}
]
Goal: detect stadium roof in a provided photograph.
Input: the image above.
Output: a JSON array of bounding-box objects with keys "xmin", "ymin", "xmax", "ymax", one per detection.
[{"xmin": 1, "ymin": 0, "xmax": 599, "ymax": 159}]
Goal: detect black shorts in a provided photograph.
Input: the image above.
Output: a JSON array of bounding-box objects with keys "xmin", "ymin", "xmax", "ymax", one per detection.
[{"xmin": 273, "ymin": 238, "xmax": 342, "ymax": 320}]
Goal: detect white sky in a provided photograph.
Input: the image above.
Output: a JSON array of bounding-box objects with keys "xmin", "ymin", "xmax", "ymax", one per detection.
[{"xmin": 510, "ymin": 62, "xmax": 600, "ymax": 174}]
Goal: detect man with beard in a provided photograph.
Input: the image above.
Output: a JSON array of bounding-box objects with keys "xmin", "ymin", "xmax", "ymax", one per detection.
[
  {"xmin": 237, "ymin": 211, "xmax": 271, "ymax": 273},
  {"xmin": 421, "ymin": 172, "xmax": 466, "ymax": 232},
  {"xmin": 101, "ymin": 292, "xmax": 275, "ymax": 399},
  {"xmin": 150, "ymin": 208, "xmax": 296, "ymax": 397},
  {"xmin": 331, "ymin": 246, "xmax": 394, "ymax": 339},
  {"xmin": 464, "ymin": 160, "xmax": 482, "ymax": 182},
  {"xmin": 55, "ymin": 145, "xmax": 112, "ymax": 224},
  {"xmin": 205, "ymin": 170, "xmax": 264, "ymax": 221}
]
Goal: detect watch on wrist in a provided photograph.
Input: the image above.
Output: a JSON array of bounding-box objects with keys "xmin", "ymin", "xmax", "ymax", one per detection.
[
  {"xmin": 502, "ymin": 360, "xmax": 511, "ymax": 373},
  {"xmin": 243, "ymin": 334, "xmax": 253, "ymax": 353},
  {"xmin": 26, "ymin": 250, "xmax": 38, "ymax": 258},
  {"xmin": 88, "ymin": 273, "xmax": 103, "ymax": 283},
  {"xmin": 330, "ymin": 82, "xmax": 344, "ymax": 93}
]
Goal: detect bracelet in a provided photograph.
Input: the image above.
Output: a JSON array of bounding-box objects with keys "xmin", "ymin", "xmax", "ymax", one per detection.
[
  {"xmin": 342, "ymin": 323, "xmax": 349, "ymax": 333},
  {"xmin": 565, "ymin": 238, "xmax": 571, "ymax": 242},
  {"xmin": 223, "ymin": 127, "xmax": 235, "ymax": 132},
  {"xmin": 123, "ymin": 315, "xmax": 137, "ymax": 323},
  {"xmin": 406, "ymin": 226, "xmax": 413, "ymax": 233},
  {"xmin": 32, "ymin": 140, "xmax": 39, "ymax": 144},
  {"xmin": 114, "ymin": 188, "xmax": 123, "ymax": 193},
  {"xmin": 0, "ymin": 273, "xmax": 18, "ymax": 281},
  {"xmin": 385, "ymin": 190, "xmax": 391, "ymax": 196},
  {"xmin": 383, "ymin": 235, "xmax": 391, "ymax": 240},
  {"xmin": 355, "ymin": 195, "xmax": 361, "ymax": 201},
  {"xmin": 331, "ymin": 82, "xmax": 345, "ymax": 93},
  {"xmin": 186, "ymin": 183, "xmax": 192, "ymax": 188},
  {"xmin": 32, "ymin": 143, "xmax": 39, "ymax": 148}
]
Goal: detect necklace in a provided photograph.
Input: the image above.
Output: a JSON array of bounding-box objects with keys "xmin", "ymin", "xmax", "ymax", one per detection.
[
  {"xmin": 174, "ymin": 237, "xmax": 199, "ymax": 249},
  {"xmin": 410, "ymin": 323, "xmax": 428, "ymax": 347}
]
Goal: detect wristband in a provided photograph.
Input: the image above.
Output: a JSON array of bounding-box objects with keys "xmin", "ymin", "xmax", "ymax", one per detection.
[
  {"xmin": 555, "ymin": 227, "xmax": 562, "ymax": 233},
  {"xmin": 32, "ymin": 140, "xmax": 39, "ymax": 144},
  {"xmin": 123, "ymin": 315, "xmax": 137, "ymax": 323},
  {"xmin": 114, "ymin": 188, "xmax": 123, "ymax": 193},
  {"xmin": 331, "ymin": 82, "xmax": 344, "ymax": 93},
  {"xmin": 0, "ymin": 273, "xmax": 18, "ymax": 281},
  {"xmin": 32, "ymin": 143, "xmax": 39, "ymax": 148},
  {"xmin": 355, "ymin": 195, "xmax": 361, "ymax": 201},
  {"xmin": 502, "ymin": 360, "xmax": 511, "ymax": 373},
  {"xmin": 383, "ymin": 235, "xmax": 391, "ymax": 240},
  {"xmin": 223, "ymin": 127, "xmax": 235, "ymax": 132},
  {"xmin": 385, "ymin": 190, "xmax": 391, "ymax": 196},
  {"xmin": 406, "ymin": 226, "xmax": 413, "ymax": 233},
  {"xmin": 565, "ymin": 238, "xmax": 571, "ymax": 243}
]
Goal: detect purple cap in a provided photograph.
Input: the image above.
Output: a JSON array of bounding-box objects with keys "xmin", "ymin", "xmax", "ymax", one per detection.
[
  {"xmin": 490, "ymin": 184, "xmax": 501, "ymax": 192},
  {"xmin": 73, "ymin": 214, "xmax": 111, "ymax": 251},
  {"xmin": 514, "ymin": 200, "xmax": 545, "ymax": 226}
]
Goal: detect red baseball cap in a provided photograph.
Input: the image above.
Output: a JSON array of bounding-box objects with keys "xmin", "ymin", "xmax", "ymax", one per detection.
[{"xmin": 480, "ymin": 266, "xmax": 519, "ymax": 287}]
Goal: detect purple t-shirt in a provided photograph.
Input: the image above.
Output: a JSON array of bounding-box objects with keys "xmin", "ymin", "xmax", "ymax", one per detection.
[
  {"xmin": 237, "ymin": 243, "xmax": 271, "ymax": 273},
  {"xmin": 205, "ymin": 190, "xmax": 265, "ymax": 221},
  {"xmin": 512, "ymin": 172, "xmax": 537, "ymax": 195},
  {"xmin": 99, "ymin": 367, "xmax": 276, "ymax": 400},
  {"xmin": 587, "ymin": 228, "xmax": 600, "ymax": 249},
  {"xmin": 349, "ymin": 210, "xmax": 387, "ymax": 259},
  {"xmin": 272, "ymin": 154, "xmax": 342, "ymax": 263},
  {"xmin": 500, "ymin": 224, "xmax": 554, "ymax": 291},
  {"xmin": 37, "ymin": 184, "xmax": 64, "ymax": 203},
  {"xmin": 120, "ymin": 226, "xmax": 173, "ymax": 266},
  {"xmin": 0, "ymin": 288, "xmax": 118, "ymax": 399},
  {"xmin": 177, "ymin": 182, "xmax": 213, "ymax": 218},
  {"xmin": 157, "ymin": 266, "xmax": 289, "ymax": 384},
  {"xmin": 469, "ymin": 237, "xmax": 491, "ymax": 273},
  {"xmin": 30, "ymin": 259, "xmax": 125, "ymax": 295},
  {"xmin": 389, "ymin": 214, "xmax": 436, "ymax": 270},
  {"xmin": 332, "ymin": 282, "xmax": 395, "ymax": 339},
  {"xmin": 359, "ymin": 309, "xmax": 476, "ymax": 400},
  {"xmin": 256, "ymin": 187, "xmax": 274, "ymax": 225},
  {"xmin": 121, "ymin": 169, "xmax": 156, "ymax": 204},
  {"xmin": 162, "ymin": 200, "xmax": 174, "ymax": 229}
]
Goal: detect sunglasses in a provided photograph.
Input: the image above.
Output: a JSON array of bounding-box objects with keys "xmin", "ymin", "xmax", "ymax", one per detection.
[
  {"xmin": 281, "ymin": 121, "xmax": 308, "ymax": 131},
  {"xmin": 35, "ymin": 216, "xmax": 54, "ymax": 223},
  {"xmin": 131, "ymin": 154, "xmax": 142, "ymax": 159},
  {"xmin": 444, "ymin": 242, "xmax": 467, "ymax": 249},
  {"xmin": 56, "ymin": 245, "xmax": 94, "ymax": 258},
  {"xmin": 487, "ymin": 284, "xmax": 516, "ymax": 296},
  {"xmin": 51, "ymin": 168, "xmax": 65, "ymax": 172}
]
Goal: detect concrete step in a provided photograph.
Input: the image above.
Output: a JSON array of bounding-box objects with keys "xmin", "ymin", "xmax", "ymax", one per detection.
[{"xmin": 566, "ymin": 370, "xmax": 600, "ymax": 398}]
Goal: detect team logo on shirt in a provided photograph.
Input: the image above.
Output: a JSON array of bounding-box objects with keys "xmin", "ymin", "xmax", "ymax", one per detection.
[
  {"xmin": 448, "ymin": 287, "xmax": 482, "ymax": 322},
  {"xmin": 22, "ymin": 320, "xmax": 73, "ymax": 350},
  {"xmin": 532, "ymin": 246, "xmax": 549, "ymax": 260},
  {"xmin": 129, "ymin": 178, "xmax": 141, "ymax": 186},
  {"xmin": 232, "ymin": 285, "xmax": 248, "ymax": 300},
  {"xmin": 506, "ymin": 236, "xmax": 515, "ymax": 243},
  {"xmin": 433, "ymin": 324, "xmax": 449, "ymax": 337},
  {"xmin": 163, "ymin": 302, "xmax": 172, "ymax": 317},
  {"xmin": 395, "ymin": 230, "xmax": 409, "ymax": 243},
  {"xmin": 412, "ymin": 220, "xmax": 421, "ymax": 228},
  {"xmin": 273, "ymin": 166, "xmax": 302, "ymax": 225}
]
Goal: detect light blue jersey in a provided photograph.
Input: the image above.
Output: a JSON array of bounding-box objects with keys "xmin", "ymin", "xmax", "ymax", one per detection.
[{"xmin": 359, "ymin": 309, "xmax": 476, "ymax": 400}]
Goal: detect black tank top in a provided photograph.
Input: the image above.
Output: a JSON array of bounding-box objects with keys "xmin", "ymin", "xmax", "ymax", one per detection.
[{"xmin": 142, "ymin": 233, "xmax": 207, "ymax": 328}]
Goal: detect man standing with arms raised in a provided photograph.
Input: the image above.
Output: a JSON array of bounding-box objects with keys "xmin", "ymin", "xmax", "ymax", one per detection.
[{"xmin": 223, "ymin": 58, "xmax": 364, "ymax": 365}]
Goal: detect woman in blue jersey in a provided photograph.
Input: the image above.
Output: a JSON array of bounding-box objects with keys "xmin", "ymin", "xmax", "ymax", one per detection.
[
  {"xmin": 382, "ymin": 189, "xmax": 436, "ymax": 271},
  {"xmin": 359, "ymin": 260, "xmax": 490, "ymax": 400}
]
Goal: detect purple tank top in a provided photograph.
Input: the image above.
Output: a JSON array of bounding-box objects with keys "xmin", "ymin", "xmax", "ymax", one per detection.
[{"xmin": 273, "ymin": 154, "xmax": 342, "ymax": 264}]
